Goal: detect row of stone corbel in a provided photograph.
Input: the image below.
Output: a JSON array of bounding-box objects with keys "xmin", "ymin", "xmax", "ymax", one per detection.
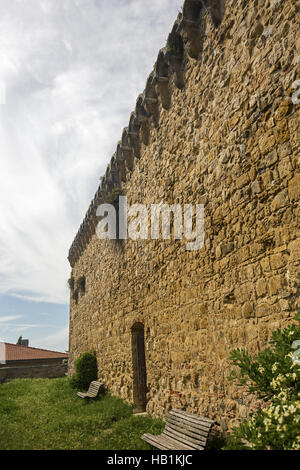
[{"xmin": 68, "ymin": 0, "xmax": 225, "ymax": 267}]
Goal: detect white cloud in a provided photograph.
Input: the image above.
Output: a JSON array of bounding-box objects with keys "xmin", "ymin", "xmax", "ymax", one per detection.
[
  {"xmin": 10, "ymin": 324, "xmax": 56, "ymax": 333},
  {"xmin": 32, "ymin": 324, "xmax": 69, "ymax": 352},
  {"xmin": 0, "ymin": 0, "xmax": 182, "ymax": 304},
  {"xmin": 0, "ymin": 315, "xmax": 23, "ymax": 323}
]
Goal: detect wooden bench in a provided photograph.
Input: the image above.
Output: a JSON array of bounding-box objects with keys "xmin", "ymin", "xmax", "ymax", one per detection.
[
  {"xmin": 141, "ymin": 408, "xmax": 215, "ymax": 450},
  {"xmin": 77, "ymin": 381, "xmax": 104, "ymax": 399}
]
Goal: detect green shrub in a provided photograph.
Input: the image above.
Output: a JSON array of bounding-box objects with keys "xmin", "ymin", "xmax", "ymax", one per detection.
[
  {"xmin": 70, "ymin": 351, "xmax": 98, "ymax": 390},
  {"xmin": 223, "ymin": 313, "xmax": 300, "ymax": 450}
]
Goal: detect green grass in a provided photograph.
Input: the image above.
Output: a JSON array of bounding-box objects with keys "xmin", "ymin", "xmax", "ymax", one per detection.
[{"xmin": 0, "ymin": 377, "xmax": 164, "ymax": 450}]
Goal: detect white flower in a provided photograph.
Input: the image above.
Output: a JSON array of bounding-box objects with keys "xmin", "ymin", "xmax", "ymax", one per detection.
[
  {"xmin": 288, "ymin": 404, "xmax": 296, "ymax": 414},
  {"xmin": 263, "ymin": 417, "xmax": 272, "ymax": 431}
]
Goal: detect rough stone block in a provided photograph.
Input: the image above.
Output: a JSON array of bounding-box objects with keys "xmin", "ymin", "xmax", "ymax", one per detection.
[
  {"xmin": 271, "ymin": 190, "xmax": 289, "ymax": 211},
  {"xmin": 288, "ymin": 174, "xmax": 300, "ymax": 202}
]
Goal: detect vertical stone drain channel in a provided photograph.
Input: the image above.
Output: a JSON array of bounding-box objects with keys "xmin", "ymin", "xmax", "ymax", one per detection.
[{"xmin": 131, "ymin": 322, "xmax": 147, "ymax": 413}]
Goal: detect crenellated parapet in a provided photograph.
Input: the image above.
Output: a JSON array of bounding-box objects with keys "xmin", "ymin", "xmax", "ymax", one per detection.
[{"xmin": 68, "ymin": 0, "xmax": 226, "ymax": 268}]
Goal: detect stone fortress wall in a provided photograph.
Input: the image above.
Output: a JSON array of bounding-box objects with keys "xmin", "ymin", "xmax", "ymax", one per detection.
[{"xmin": 68, "ymin": 0, "xmax": 300, "ymax": 429}]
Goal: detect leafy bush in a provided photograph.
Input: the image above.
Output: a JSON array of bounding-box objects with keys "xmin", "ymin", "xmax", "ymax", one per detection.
[
  {"xmin": 70, "ymin": 351, "xmax": 98, "ymax": 391},
  {"xmin": 223, "ymin": 313, "xmax": 300, "ymax": 450}
]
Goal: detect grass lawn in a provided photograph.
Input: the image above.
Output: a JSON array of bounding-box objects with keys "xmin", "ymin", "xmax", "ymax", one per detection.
[{"xmin": 0, "ymin": 377, "xmax": 164, "ymax": 450}]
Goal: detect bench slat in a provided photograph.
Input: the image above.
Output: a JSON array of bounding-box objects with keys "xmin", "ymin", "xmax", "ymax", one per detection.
[
  {"xmin": 171, "ymin": 408, "xmax": 213, "ymax": 423},
  {"xmin": 169, "ymin": 410, "xmax": 213, "ymax": 429},
  {"xmin": 168, "ymin": 414, "xmax": 211, "ymax": 432},
  {"xmin": 165, "ymin": 422, "xmax": 208, "ymax": 444},
  {"xmin": 141, "ymin": 434, "xmax": 171, "ymax": 450},
  {"xmin": 144, "ymin": 433, "xmax": 195, "ymax": 450},
  {"xmin": 170, "ymin": 409, "xmax": 214, "ymax": 427},
  {"xmin": 167, "ymin": 416, "xmax": 212, "ymax": 437},
  {"xmin": 88, "ymin": 382, "xmax": 102, "ymax": 390},
  {"xmin": 141, "ymin": 409, "xmax": 215, "ymax": 451},
  {"xmin": 162, "ymin": 430, "xmax": 205, "ymax": 450},
  {"xmin": 77, "ymin": 381, "xmax": 104, "ymax": 399},
  {"xmin": 171, "ymin": 409, "xmax": 215, "ymax": 426}
]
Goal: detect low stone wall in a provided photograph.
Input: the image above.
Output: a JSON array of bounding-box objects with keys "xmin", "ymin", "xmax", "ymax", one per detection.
[{"xmin": 0, "ymin": 363, "xmax": 68, "ymax": 383}]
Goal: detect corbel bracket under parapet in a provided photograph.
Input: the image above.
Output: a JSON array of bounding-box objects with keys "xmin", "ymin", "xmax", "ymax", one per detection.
[
  {"xmin": 109, "ymin": 154, "xmax": 121, "ymax": 187},
  {"xmin": 202, "ymin": 0, "xmax": 226, "ymax": 28},
  {"xmin": 165, "ymin": 21, "xmax": 185, "ymax": 90},
  {"xmin": 128, "ymin": 112, "xmax": 141, "ymax": 159},
  {"xmin": 155, "ymin": 50, "xmax": 171, "ymax": 110},
  {"xmin": 144, "ymin": 72, "xmax": 160, "ymax": 127},
  {"xmin": 135, "ymin": 95, "xmax": 150, "ymax": 146},
  {"xmin": 121, "ymin": 128, "xmax": 134, "ymax": 171},
  {"xmin": 181, "ymin": 0, "xmax": 206, "ymax": 59}
]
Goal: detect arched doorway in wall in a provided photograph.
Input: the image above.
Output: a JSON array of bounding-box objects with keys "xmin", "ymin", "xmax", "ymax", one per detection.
[{"xmin": 131, "ymin": 322, "xmax": 147, "ymax": 413}]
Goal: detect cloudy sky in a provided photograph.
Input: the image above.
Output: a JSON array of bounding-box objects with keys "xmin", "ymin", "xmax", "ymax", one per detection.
[{"xmin": 0, "ymin": 0, "xmax": 182, "ymax": 352}]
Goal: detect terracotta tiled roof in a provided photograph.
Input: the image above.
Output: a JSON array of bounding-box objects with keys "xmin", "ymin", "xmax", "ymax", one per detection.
[{"xmin": 2, "ymin": 343, "xmax": 68, "ymax": 361}]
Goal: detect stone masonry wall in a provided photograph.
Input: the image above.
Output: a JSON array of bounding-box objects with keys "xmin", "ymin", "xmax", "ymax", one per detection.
[{"xmin": 68, "ymin": 0, "xmax": 300, "ymax": 430}]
